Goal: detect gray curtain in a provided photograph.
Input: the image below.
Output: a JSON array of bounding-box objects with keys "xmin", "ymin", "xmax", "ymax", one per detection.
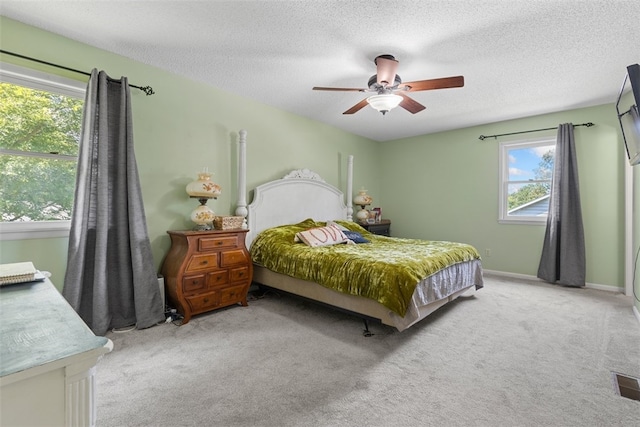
[
  {"xmin": 63, "ymin": 70, "xmax": 164, "ymax": 335},
  {"xmin": 537, "ymin": 123, "xmax": 586, "ymax": 287}
]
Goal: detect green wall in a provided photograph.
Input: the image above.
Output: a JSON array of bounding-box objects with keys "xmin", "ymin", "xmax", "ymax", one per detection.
[
  {"xmin": 0, "ymin": 17, "xmax": 378, "ymax": 290},
  {"xmin": 0, "ymin": 16, "xmax": 631, "ymax": 294},
  {"xmin": 380, "ymin": 104, "xmax": 626, "ymax": 289}
]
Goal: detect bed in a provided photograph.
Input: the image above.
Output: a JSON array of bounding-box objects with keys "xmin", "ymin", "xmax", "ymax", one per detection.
[{"xmin": 234, "ymin": 131, "xmax": 483, "ymax": 332}]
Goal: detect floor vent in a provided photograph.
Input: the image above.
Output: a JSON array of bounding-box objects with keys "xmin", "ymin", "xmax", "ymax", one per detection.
[{"xmin": 611, "ymin": 372, "xmax": 640, "ymax": 401}]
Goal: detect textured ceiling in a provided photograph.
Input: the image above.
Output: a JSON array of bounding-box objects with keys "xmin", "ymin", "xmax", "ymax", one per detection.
[{"xmin": 2, "ymin": 1, "xmax": 640, "ymax": 141}]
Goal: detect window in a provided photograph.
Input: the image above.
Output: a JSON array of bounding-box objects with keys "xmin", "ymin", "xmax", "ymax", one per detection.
[
  {"xmin": 499, "ymin": 137, "xmax": 555, "ymax": 224},
  {"xmin": 0, "ymin": 63, "xmax": 85, "ymax": 240}
]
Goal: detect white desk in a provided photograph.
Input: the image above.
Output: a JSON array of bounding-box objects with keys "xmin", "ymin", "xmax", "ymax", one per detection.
[{"xmin": 0, "ymin": 278, "xmax": 112, "ymax": 426}]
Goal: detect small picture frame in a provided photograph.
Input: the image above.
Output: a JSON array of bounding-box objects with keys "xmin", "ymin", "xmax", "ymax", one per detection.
[{"xmin": 371, "ymin": 207, "xmax": 381, "ymax": 223}]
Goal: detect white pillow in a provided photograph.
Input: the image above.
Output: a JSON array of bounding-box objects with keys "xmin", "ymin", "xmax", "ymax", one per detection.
[
  {"xmin": 326, "ymin": 220, "xmax": 349, "ymax": 231},
  {"xmin": 295, "ymin": 224, "xmax": 349, "ymax": 247}
]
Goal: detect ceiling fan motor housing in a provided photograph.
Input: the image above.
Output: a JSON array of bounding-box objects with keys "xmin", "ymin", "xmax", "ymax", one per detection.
[{"xmin": 368, "ymin": 74, "xmax": 402, "ymax": 92}]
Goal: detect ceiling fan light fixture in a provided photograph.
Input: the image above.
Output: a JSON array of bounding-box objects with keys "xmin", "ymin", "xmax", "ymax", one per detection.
[{"xmin": 366, "ymin": 94, "xmax": 402, "ymax": 115}]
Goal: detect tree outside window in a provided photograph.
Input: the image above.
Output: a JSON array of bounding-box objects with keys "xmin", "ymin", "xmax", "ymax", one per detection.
[
  {"xmin": 1, "ymin": 71, "xmax": 84, "ymax": 225},
  {"xmin": 499, "ymin": 138, "xmax": 556, "ymax": 224}
]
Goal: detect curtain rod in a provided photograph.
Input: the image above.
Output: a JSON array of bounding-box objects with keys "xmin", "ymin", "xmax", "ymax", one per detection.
[
  {"xmin": 478, "ymin": 122, "xmax": 594, "ymax": 141},
  {"xmin": 0, "ymin": 49, "xmax": 155, "ymax": 96}
]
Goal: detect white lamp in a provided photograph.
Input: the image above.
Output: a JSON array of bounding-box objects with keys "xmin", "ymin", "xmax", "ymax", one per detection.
[
  {"xmin": 353, "ymin": 187, "xmax": 373, "ymax": 223},
  {"xmin": 367, "ymin": 94, "xmax": 403, "ymax": 115},
  {"xmin": 186, "ymin": 168, "xmax": 222, "ymax": 230}
]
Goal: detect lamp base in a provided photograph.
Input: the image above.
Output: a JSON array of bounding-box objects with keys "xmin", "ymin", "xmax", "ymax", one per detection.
[
  {"xmin": 355, "ymin": 206, "xmax": 370, "ymax": 223},
  {"xmin": 192, "ymin": 223, "xmax": 213, "ymax": 231},
  {"xmin": 190, "ymin": 201, "xmax": 215, "ymax": 231}
]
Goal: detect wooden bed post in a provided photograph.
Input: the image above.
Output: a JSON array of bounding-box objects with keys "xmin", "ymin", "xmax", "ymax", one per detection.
[
  {"xmin": 235, "ymin": 129, "xmax": 248, "ymax": 229},
  {"xmin": 347, "ymin": 154, "xmax": 353, "ymax": 221}
]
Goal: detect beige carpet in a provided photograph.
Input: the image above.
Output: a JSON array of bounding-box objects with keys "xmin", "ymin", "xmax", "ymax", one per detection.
[{"xmin": 97, "ymin": 275, "xmax": 640, "ymax": 426}]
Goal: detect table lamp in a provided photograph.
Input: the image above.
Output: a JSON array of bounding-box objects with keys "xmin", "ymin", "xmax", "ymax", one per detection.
[
  {"xmin": 353, "ymin": 187, "xmax": 372, "ymax": 223},
  {"xmin": 185, "ymin": 168, "xmax": 221, "ymax": 230}
]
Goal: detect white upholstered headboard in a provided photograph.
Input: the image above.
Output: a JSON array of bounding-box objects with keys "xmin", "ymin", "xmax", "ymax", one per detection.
[{"xmin": 234, "ymin": 130, "xmax": 354, "ymax": 249}]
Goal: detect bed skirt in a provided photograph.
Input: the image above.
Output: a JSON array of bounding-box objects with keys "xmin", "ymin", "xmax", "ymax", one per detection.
[{"xmin": 252, "ymin": 259, "xmax": 483, "ymax": 332}]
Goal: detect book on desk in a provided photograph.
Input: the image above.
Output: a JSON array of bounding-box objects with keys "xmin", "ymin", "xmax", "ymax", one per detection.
[{"xmin": 0, "ymin": 261, "xmax": 45, "ymax": 286}]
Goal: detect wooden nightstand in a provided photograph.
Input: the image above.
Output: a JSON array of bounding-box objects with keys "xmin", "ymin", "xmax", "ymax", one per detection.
[
  {"xmin": 161, "ymin": 229, "xmax": 252, "ymax": 324},
  {"xmin": 360, "ymin": 219, "xmax": 391, "ymax": 236}
]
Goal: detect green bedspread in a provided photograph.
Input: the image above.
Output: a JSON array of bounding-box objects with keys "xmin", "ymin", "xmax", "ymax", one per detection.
[{"xmin": 250, "ymin": 219, "xmax": 481, "ymax": 317}]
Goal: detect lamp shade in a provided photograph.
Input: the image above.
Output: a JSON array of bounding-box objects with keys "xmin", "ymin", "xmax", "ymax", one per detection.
[
  {"xmin": 353, "ymin": 188, "xmax": 373, "ymax": 207},
  {"xmin": 186, "ymin": 169, "xmax": 221, "ymax": 198},
  {"xmin": 366, "ymin": 94, "xmax": 402, "ymax": 114}
]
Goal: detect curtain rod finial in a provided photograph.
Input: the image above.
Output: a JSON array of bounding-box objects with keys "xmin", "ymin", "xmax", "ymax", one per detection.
[{"xmin": 139, "ymin": 86, "xmax": 154, "ymax": 96}]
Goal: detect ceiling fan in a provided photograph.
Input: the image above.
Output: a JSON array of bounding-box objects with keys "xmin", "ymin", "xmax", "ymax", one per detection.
[{"xmin": 313, "ymin": 54, "xmax": 464, "ymax": 115}]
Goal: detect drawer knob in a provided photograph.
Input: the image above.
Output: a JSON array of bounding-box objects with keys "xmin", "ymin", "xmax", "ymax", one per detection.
[{"xmin": 200, "ymin": 260, "xmax": 208, "ymax": 265}]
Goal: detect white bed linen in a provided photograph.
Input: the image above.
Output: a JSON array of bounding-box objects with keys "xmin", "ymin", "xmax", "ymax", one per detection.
[{"xmin": 397, "ymin": 259, "xmax": 483, "ymax": 330}]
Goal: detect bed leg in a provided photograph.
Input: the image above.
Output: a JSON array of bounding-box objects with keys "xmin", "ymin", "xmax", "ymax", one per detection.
[{"xmin": 362, "ymin": 319, "xmax": 373, "ymax": 337}]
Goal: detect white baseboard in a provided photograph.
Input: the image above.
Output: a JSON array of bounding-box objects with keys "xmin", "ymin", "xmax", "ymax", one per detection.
[
  {"xmin": 584, "ymin": 282, "xmax": 624, "ymax": 293},
  {"xmin": 634, "ymin": 305, "xmax": 640, "ymax": 325},
  {"xmin": 483, "ymin": 269, "xmax": 538, "ymax": 282},
  {"xmin": 482, "ymin": 269, "xmax": 623, "ymax": 293}
]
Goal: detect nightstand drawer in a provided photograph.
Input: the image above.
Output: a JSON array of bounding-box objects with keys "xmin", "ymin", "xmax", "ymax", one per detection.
[
  {"xmin": 366, "ymin": 224, "xmax": 388, "ymax": 235},
  {"xmin": 199, "ymin": 236, "xmax": 238, "ymax": 251},
  {"xmin": 186, "ymin": 292, "xmax": 220, "ymax": 312},
  {"xmin": 207, "ymin": 270, "xmax": 229, "ymax": 288},
  {"xmin": 185, "ymin": 254, "xmax": 217, "ymax": 272},
  {"xmin": 182, "ymin": 275, "xmax": 207, "ymax": 294},
  {"xmin": 230, "ymin": 266, "xmax": 250, "ymax": 282},
  {"xmin": 361, "ymin": 219, "xmax": 391, "ymax": 236},
  {"xmin": 221, "ymin": 249, "xmax": 248, "ymax": 267},
  {"xmin": 219, "ymin": 284, "xmax": 247, "ymax": 306}
]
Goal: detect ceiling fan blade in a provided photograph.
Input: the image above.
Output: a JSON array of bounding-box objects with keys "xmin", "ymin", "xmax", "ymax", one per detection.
[
  {"xmin": 343, "ymin": 98, "xmax": 370, "ymax": 115},
  {"xmin": 313, "ymin": 86, "xmax": 366, "ymax": 92},
  {"xmin": 399, "ymin": 75, "xmax": 464, "ymax": 92},
  {"xmin": 375, "ymin": 56, "xmax": 399, "ymax": 87},
  {"xmin": 398, "ymin": 93, "xmax": 426, "ymax": 114}
]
